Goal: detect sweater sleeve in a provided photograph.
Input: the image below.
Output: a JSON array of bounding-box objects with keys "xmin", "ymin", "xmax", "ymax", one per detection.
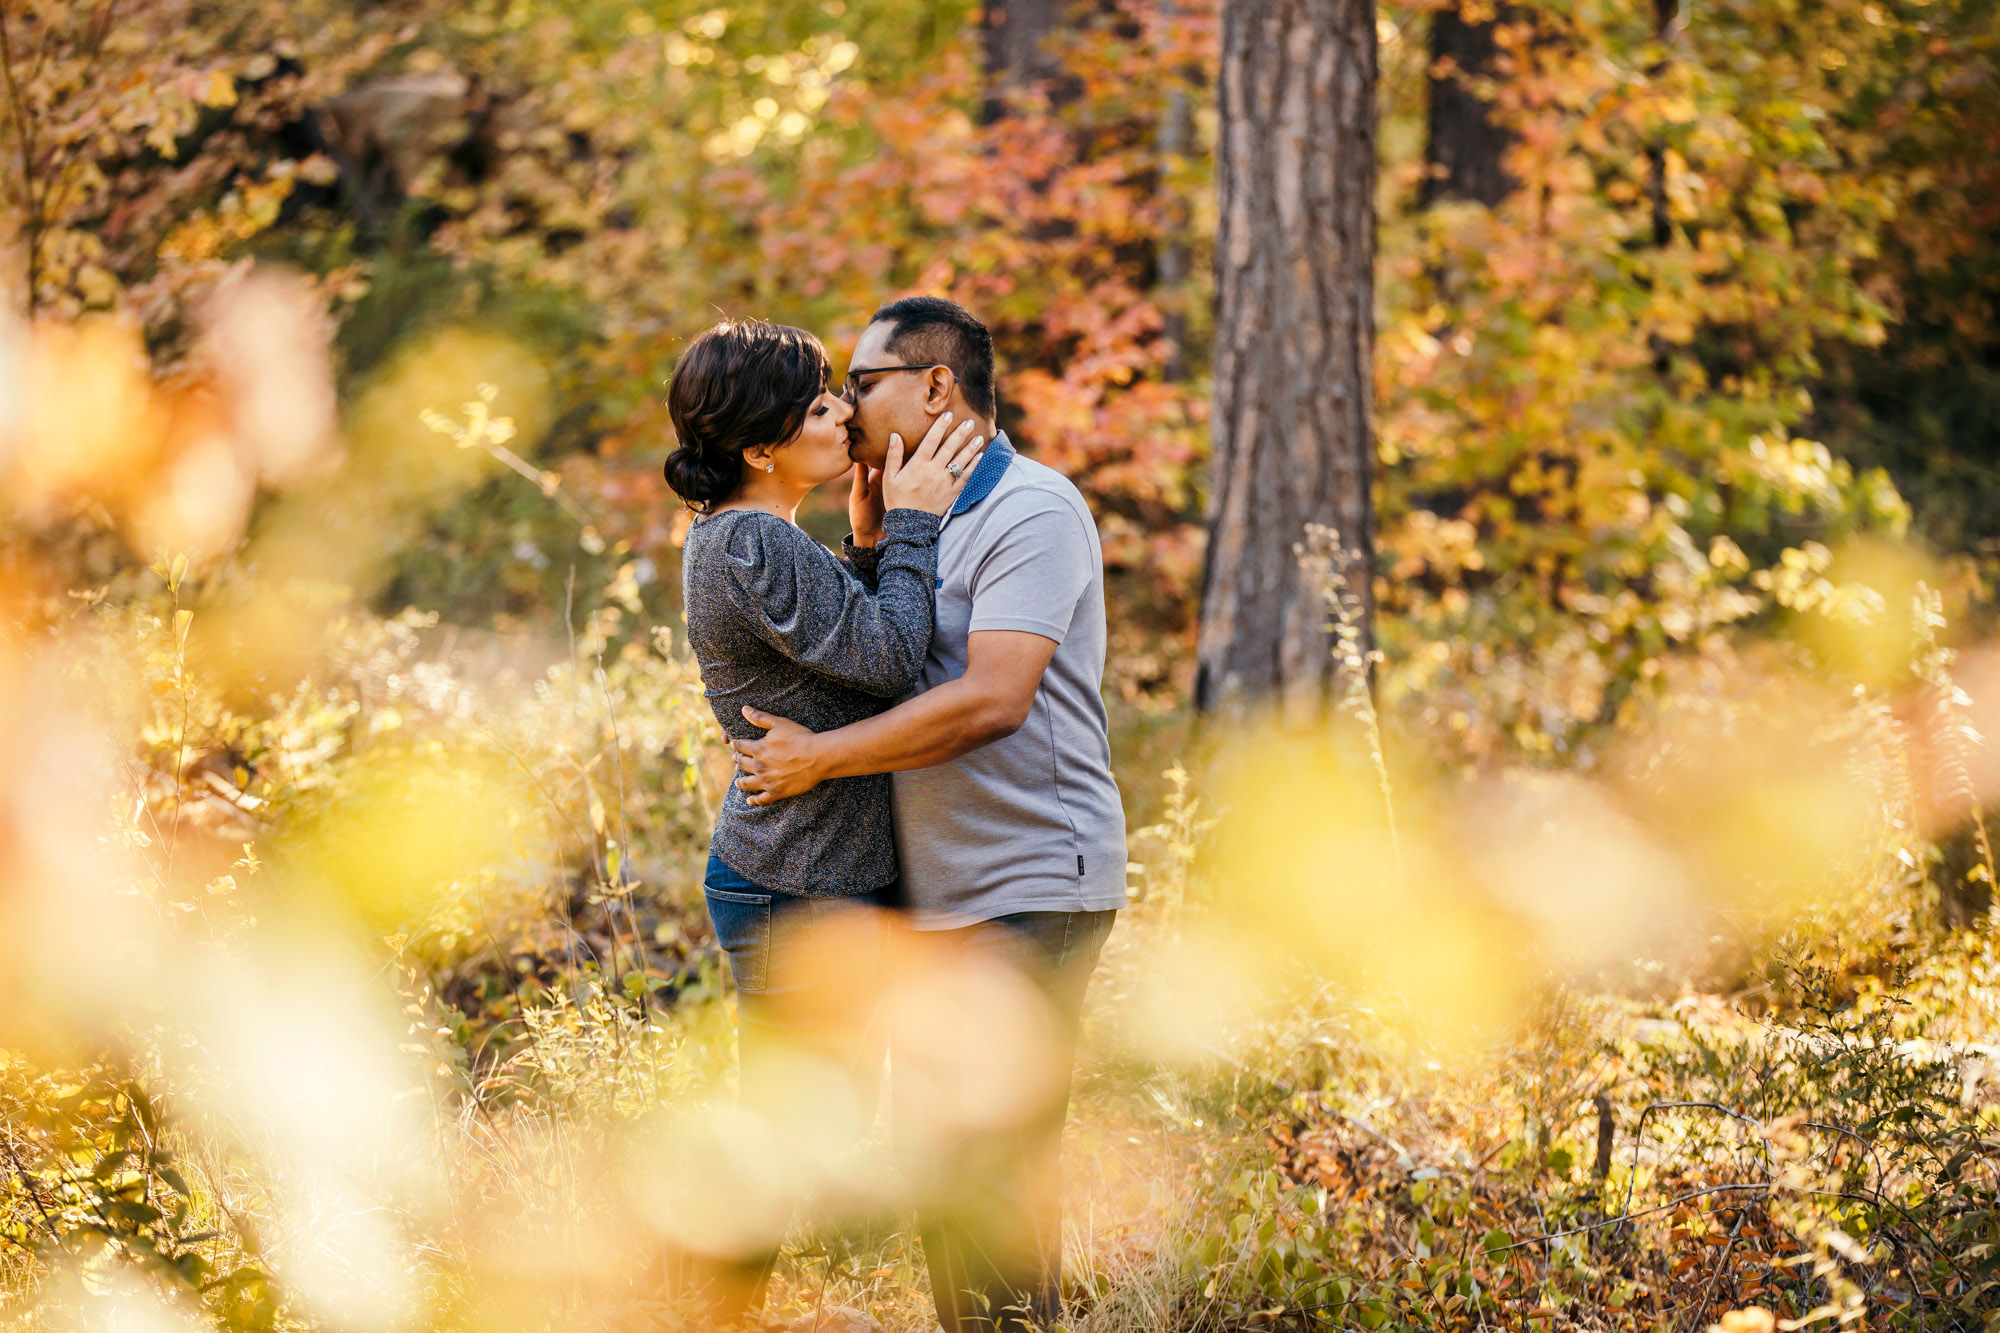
[
  {"xmin": 721, "ymin": 508, "xmax": 940, "ymax": 697},
  {"xmin": 840, "ymin": 532, "xmax": 883, "ymax": 591}
]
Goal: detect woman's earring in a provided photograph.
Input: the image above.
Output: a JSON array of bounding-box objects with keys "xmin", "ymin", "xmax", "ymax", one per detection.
[{"xmin": 765, "ymin": 463, "xmax": 775, "ymax": 472}]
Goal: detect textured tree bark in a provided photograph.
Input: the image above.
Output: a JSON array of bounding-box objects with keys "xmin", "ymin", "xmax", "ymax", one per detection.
[
  {"xmin": 1196, "ymin": 0, "xmax": 1378, "ymax": 716},
  {"xmin": 1423, "ymin": 1, "xmax": 1516, "ymax": 208}
]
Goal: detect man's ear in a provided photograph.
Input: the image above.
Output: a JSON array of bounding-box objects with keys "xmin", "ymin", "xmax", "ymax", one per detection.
[{"xmin": 922, "ymin": 366, "xmax": 957, "ymax": 415}]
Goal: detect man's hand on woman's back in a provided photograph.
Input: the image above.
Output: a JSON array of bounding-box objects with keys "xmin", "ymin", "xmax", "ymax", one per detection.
[{"xmin": 731, "ymin": 628, "xmax": 1060, "ymax": 805}]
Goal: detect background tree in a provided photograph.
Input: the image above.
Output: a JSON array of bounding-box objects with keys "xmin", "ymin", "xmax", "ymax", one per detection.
[
  {"xmin": 1196, "ymin": 0, "xmax": 1378, "ymax": 714},
  {"xmin": 0, "ymin": 0, "xmax": 1991, "ymax": 751},
  {"xmin": 1422, "ymin": 0, "xmax": 1514, "ymax": 208},
  {"xmin": 982, "ymin": 0, "xmax": 1071, "ymax": 118}
]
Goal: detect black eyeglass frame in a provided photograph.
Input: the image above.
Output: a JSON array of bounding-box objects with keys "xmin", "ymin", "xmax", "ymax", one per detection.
[{"xmin": 836, "ymin": 363, "xmax": 945, "ymax": 402}]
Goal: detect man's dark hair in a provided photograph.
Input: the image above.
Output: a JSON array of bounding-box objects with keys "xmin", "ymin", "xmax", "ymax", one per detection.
[
  {"xmin": 869, "ymin": 295, "xmax": 997, "ymax": 419},
  {"xmin": 663, "ymin": 319, "xmax": 829, "ymax": 512}
]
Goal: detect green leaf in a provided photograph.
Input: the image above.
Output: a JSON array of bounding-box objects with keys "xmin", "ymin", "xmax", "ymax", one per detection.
[{"xmin": 113, "ymin": 1200, "xmax": 160, "ymax": 1225}]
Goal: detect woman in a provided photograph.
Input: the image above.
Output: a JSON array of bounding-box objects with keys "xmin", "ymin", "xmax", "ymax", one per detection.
[{"xmin": 662, "ymin": 318, "xmax": 982, "ymax": 1317}]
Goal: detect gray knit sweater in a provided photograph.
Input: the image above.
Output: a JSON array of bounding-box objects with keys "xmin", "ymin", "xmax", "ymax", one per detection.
[{"xmin": 681, "ymin": 506, "xmax": 940, "ymax": 895}]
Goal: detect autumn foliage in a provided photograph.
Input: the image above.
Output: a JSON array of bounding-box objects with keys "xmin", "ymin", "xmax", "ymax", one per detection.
[
  {"xmin": 2, "ymin": 0, "xmax": 2000, "ymax": 1330},
  {"xmin": 1, "ymin": 0, "xmax": 1993, "ymax": 745}
]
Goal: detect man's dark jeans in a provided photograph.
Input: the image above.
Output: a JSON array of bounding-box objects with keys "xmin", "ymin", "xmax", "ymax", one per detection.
[{"xmin": 900, "ymin": 908, "xmax": 1117, "ymax": 1333}]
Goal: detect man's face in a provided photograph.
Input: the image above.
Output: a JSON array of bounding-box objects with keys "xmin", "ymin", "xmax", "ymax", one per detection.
[{"xmin": 842, "ymin": 321, "xmax": 937, "ymax": 468}]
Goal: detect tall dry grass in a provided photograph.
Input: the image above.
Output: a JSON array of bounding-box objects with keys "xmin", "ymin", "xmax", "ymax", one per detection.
[{"xmin": 2, "ymin": 290, "xmax": 1999, "ymax": 1333}]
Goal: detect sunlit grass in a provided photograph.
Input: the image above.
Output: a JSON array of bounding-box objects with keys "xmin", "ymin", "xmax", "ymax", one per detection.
[{"xmin": 1, "ymin": 299, "xmax": 1997, "ymax": 1333}]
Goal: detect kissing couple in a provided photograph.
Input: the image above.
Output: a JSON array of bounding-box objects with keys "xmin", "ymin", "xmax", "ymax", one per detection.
[{"xmin": 662, "ymin": 296, "xmax": 1125, "ymax": 1332}]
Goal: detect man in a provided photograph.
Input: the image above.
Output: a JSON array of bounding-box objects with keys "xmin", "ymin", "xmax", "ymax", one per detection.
[{"xmin": 730, "ymin": 295, "xmax": 1125, "ymax": 1333}]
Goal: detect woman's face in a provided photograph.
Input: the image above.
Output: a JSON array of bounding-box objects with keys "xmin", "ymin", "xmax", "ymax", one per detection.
[{"xmin": 762, "ymin": 388, "xmax": 854, "ymax": 491}]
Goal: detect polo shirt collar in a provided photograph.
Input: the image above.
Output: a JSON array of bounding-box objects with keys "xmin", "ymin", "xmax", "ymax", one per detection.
[{"xmin": 949, "ymin": 429, "xmax": 1015, "ymax": 518}]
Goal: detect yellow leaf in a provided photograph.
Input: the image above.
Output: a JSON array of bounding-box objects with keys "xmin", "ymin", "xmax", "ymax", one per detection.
[
  {"xmin": 298, "ymin": 153, "xmax": 341, "ymax": 186},
  {"xmin": 198, "ymin": 70, "xmax": 238, "ymax": 109},
  {"xmin": 77, "ymin": 263, "xmax": 120, "ymax": 307}
]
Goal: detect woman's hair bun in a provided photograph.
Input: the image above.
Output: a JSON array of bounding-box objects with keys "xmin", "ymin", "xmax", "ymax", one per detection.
[
  {"xmin": 662, "ymin": 438, "xmax": 737, "ymax": 510},
  {"xmin": 664, "ymin": 319, "xmax": 830, "ymax": 513}
]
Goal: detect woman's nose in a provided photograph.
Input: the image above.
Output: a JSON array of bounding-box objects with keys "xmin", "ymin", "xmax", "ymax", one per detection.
[{"xmin": 832, "ymin": 394, "xmax": 854, "ymax": 423}]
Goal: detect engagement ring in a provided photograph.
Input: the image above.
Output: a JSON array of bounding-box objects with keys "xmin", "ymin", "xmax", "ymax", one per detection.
[{"xmin": 947, "ymin": 462, "xmax": 965, "ymax": 480}]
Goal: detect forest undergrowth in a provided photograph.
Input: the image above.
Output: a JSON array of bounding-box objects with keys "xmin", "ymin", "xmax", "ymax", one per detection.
[
  {"xmin": 1, "ymin": 0, "xmax": 1997, "ymax": 1321},
  {"xmin": 3, "ymin": 549, "xmax": 1999, "ymax": 1333}
]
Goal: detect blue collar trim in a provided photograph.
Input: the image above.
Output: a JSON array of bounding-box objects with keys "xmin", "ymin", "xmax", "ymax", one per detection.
[{"xmin": 951, "ymin": 430, "xmax": 1015, "ymax": 516}]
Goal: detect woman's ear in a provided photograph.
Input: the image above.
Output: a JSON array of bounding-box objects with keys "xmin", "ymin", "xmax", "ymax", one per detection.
[{"xmin": 742, "ymin": 444, "xmax": 773, "ymax": 474}]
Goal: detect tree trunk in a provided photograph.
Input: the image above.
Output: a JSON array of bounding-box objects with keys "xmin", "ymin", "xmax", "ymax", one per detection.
[
  {"xmin": 1196, "ymin": 0, "xmax": 1378, "ymax": 715},
  {"xmin": 1423, "ymin": 1, "xmax": 1515, "ymax": 208},
  {"xmin": 982, "ymin": 0, "xmax": 1070, "ymax": 121},
  {"xmin": 1156, "ymin": 21, "xmax": 1196, "ymax": 382},
  {"xmin": 1646, "ymin": 0, "xmax": 1680, "ymax": 246}
]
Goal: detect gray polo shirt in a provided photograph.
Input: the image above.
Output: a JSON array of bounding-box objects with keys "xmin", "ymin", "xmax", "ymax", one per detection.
[{"xmin": 887, "ymin": 432, "xmax": 1127, "ymax": 929}]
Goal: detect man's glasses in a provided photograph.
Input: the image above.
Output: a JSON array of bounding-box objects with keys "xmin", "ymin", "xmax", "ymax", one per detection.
[{"xmin": 836, "ymin": 363, "xmax": 943, "ymax": 403}]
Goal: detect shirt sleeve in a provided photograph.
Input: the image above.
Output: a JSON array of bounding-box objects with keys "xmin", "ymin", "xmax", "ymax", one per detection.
[
  {"xmin": 724, "ymin": 508, "xmax": 941, "ymax": 696},
  {"xmin": 966, "ymin": 492, "xmax": 1094, "ymax": 644}
]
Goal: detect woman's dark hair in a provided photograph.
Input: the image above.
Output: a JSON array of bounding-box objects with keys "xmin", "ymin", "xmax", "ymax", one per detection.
[{"xmin": 663, "ymin": 319, "xmax": 830, "ymax": 512}]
